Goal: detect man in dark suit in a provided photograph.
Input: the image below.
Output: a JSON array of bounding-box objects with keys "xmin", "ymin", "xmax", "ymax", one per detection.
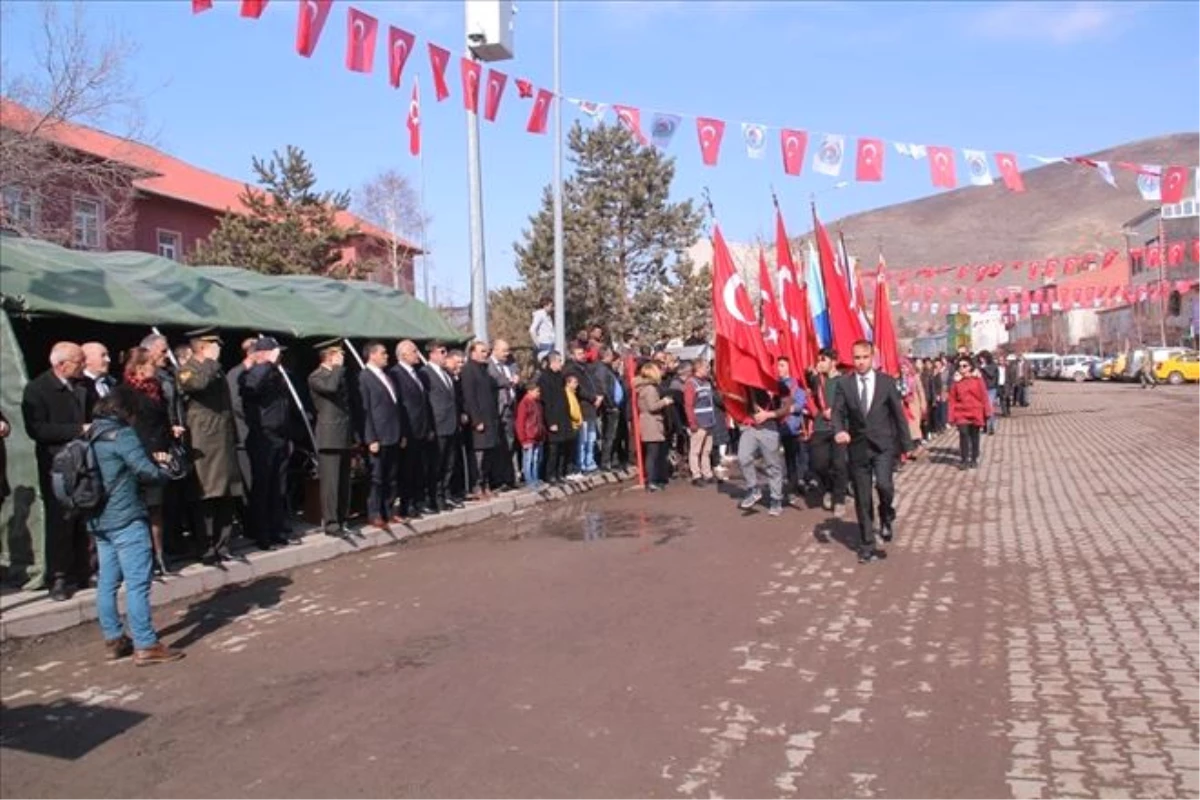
[
  {"xmin": 390, "ymin": 340, "xmax": 434, "ymax": 518},
  {"xmin": 308, "ymin": 340, "xmax": 354, "ymax": 537},
  {"xmin": 21, "ymin": 341, "xmax": 93, "ymax": 600},
  {"xmin": 421, "ymin": 341, "xmax": 463, "ymax": 512},
  {"xmin": 832, "ymin": 340, "xmax": 913, "ymax": 565},
  {"xmin": 358, "ymin": 341, "xmax": 401, "ymax": 529},
  {"xmin": 461, "ymin": 341, "xmax": 500, "ymax": 497},
  {"xmin": 238, "ymin": 335, "xmax": 293, "ymax": 551}
]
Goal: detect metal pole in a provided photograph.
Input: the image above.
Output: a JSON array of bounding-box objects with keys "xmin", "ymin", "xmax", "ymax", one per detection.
[
  {"xmin": 419, "ymin": 115, "xmax": 431, "ymax": 305},
  {"xmin": 552, "ymin": 0, "xmax": 566, "ymax": 356},
  {"xmin": 466, "ymin": 54, "xmax": 488, "ymax": 342},
  {"xmin": 1157, "ymin": 213, "xmax": 1167, "ymax": 347}
]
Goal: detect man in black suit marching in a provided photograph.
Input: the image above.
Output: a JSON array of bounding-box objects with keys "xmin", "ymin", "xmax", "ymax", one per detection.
[
  {"xmin": 358, "ymin": 341, "xmax": 401, "ymax": 531},
  {"xmin": 832, "ymin": 340, "xmax": 913, "ymax": 564},
  {"xmin": 308, "ymin": 340, "xmax": 354, "ymax": 537}
]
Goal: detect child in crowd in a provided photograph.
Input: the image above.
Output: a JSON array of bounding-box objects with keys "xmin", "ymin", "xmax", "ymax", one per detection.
[
  {"xmin": 565, "ymin": 374, "xmax": 583, "ymax": 481},
  {"xmin": 516, "ymin": 381, "xmax": 546, "ymax": 490}
]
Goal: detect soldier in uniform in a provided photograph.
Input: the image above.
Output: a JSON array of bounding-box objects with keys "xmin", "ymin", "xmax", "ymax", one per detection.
[
  {"xmin": 308, "ymin": 339, "xmax": 354, "ymax": 537},
  {"xmin": 239, "ymin": 336, "xmax": 292, "ymax": 550},
  {"xmin": 176, "ymin": 328, "xmax": 241, "ymax": 564}
]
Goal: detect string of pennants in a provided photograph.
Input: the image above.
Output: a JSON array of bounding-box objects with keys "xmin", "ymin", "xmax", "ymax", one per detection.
[
  {"xmin": 892, "ymin": 278, "xmax": 1198, "ymax": 318},
  {"xmin": 193, "ymin": 0, "xmax": 1198, "ymax": 203}
]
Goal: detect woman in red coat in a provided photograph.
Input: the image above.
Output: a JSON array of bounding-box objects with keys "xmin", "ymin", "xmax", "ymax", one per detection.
[{"xmin": 948, "ymin": 356, "xmax": 991, "ymax": 470}]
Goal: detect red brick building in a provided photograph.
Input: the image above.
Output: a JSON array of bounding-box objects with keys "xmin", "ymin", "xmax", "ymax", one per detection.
[{"xmin": 0, "ymin": 99, "xmax": 420, "ymax": 291}]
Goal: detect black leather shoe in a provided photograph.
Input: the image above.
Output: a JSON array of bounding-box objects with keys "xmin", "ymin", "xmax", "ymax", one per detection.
[
  {"xmin": 857, "ymin": 548, "xmax": 879, "ymax": 565},
  {"xmin": 48, "ymin": 578, "xmax": 71, "ymax": 602},
  {"xmin": 880, "ymin": 524, "xmax": 894, "ymax": 543}
]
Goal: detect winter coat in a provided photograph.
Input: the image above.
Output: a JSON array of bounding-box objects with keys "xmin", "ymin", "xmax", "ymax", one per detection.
[
  {"xmin": 566, "ymin": 388, "xmax": 582, "ymax": 431},
  {"xmin": 949, "ymin": 374, "xmax": 991, "ymax": 427},
  {"xmin": 87, "ymin": 414, "xmax": 168, "ymax": 534},
  {"xmin": 515, "ymin": 394, "xmax": 545, "ymax": 446},
  {"xmin": 461, "ymin": 359, "xmax": 500, "ymax": 450},
  {"xmin": 177, "ymin": 357, "xmax": 242, "ymax": 499},
  {"xmin": 537, "ymin": 369, "xmax": 572, "ymax": 444},
  {"xmin": 635, "ymin": 377, "xmax": 671, "ymax": 443}
]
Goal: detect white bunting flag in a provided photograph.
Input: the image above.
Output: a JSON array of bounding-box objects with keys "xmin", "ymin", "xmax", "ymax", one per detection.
[
  {"xmin": 1137, "ymin": 165, "xmax": 1161, "ymax": 201},
  {"xmin": 894, "ymin": 142, "xmax": 927, "ymax": 160},
  {"xmin": 1096, "ymin": 160, "xmax": 1117, "ymax": 189},
  {"xmin": 569, "ymin": 99, "xmax": 607, "ymax": 127},
  {"xmin": 963, "ymin": 149, "xmax": 994, "ymax": 186},
  {"xmin": 812, "ymin": 133, "xmax": 845, "ymax": 177},
  {"xmin": 742, "ymin": 123, "xmax": 767, "ymax": 159}
]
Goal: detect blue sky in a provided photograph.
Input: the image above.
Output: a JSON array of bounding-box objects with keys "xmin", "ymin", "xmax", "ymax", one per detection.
[{"xmin": 3, "ymin": 0, "xmax": 1197, "ymax": 308}]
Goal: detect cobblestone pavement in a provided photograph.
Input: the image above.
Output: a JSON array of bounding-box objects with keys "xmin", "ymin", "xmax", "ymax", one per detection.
[{"xmin": 1, "ymin": 381, "xmax": 1196, "ymax": 799}]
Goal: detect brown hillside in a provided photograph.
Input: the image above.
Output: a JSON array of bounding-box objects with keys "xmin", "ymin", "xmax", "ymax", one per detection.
[{"xmin": 810, "ymin": 133, "xmax": 1199, "ymax": 282}]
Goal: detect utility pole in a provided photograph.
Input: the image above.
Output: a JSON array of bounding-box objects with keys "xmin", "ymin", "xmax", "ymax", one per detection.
[
  {"xmin": 1157, "ymin": 212, "xmax": 1167, "ymax": 347},
  {"xmin": 466, "ymin": 54, "xmax": 488, "ymax": 342},
  {"xmin": 552, "ymin": 0, "xmax": 566, "ymax": 356}
]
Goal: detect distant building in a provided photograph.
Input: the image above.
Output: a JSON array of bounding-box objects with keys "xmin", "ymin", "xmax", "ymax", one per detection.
[{"xmin": 0, "ymin": 99, "xmax": 421, "ymax": 290}]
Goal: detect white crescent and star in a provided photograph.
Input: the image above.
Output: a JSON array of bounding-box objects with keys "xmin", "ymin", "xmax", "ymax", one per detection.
[
  {"xmin": 393, "ymin": 39, "xmax": 409, "ymax": 66},
  {"xmin": 721, "ymin": 273, "xmax": 752, "ymax": 325},
  {"xmin": 934, "ymin": 151, "xmax": 949, "ymax": 172},
  {"xmin": 862, "ymin": 142, "xmax": 877, "ymax": 164}
]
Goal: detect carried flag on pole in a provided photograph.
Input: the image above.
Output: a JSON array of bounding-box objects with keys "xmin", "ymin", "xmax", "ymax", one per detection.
[
  {"xmin": 711, "ymin": 224, "xmax": 776, "ymax": 400},
  {"xmin": 813, "ymin": 204, "xmax": 866, "ymax": 364},
  {"xmin": 872, "ymin": 255, "xmax": 900, "ymax": 378},
  {"xmin": 758, "ymin": 248, "xmax": 785, "ymax": 359},
  {"xmin": 805, "ymin": 239, "xmax": 831, "ymax": 349},
  {"xmin": 407, "ymin": 77, "xmax": 421, "ymax": 156}
]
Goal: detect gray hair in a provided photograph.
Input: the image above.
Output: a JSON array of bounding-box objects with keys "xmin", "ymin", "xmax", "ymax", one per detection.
[
  {"xmin": 140, "ymin": 333, "xmax": 167, "ymax": 350},
  {"xmin": 49, "ymin": 342, "xmax": 81, "ymax": 367}
]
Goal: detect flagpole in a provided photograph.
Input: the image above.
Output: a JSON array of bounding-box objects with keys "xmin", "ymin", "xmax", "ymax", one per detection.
[
  {"xmin": 419, "ymin": 76, "xmax": 430, "ymax": 306},
  {"xmin": 552, "ymin": 0, "xmax": 566, "ymax": 356}
]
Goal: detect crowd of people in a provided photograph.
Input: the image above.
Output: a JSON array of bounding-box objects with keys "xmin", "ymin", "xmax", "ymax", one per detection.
[{"xmin": 3, "ymin": 296, "xmax": 1042, "ymax": 665}]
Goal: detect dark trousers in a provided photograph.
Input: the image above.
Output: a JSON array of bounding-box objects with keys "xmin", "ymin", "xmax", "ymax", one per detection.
[
  {"xmin": 643, "ymin": 440, "xmax": 669, "ymax": 486},
  {"xmin": 957, "ymin": 424, "xmax": 982, "ymax": 464},
  {"xmin": 599, "ymin": 409, "xmax": 620, "ymax": 469},
  {"xmin": 490, "ymin": 420, "xmax": 516, "ymax": 488},
  {"xmin": 248, "ymin": 433, "xmax": 288, "ymax": 545},
  {"xmin": 473, "ymin": 447, "xmax": 495, "ymax": 492},
  {"xmin": 195, "ymin": 496, "xmax": 235, "ymax": 557},
  {"xmin": 543, "ymin": 440, "xmax": 569, "ymax": 482},
  {"xmin": 781, "ymin": 433, "xmax": 807, "ymax": 492},
  {"xmin": 317, "ymin": 449, "xmax": 351, "ymax": 529},
  {"xmin": 38, "ymin": 471, "xmax": 89, "ymax": 586},
  {"xmin": 809, "ymin": 430, "xmax": 848, "ymax": 504},
  {"xmin": 162, "ymin": 479, "xmax": 190, "ymax": 554},
  {"xmin": 397, "ymin": 439, "xmax": 430, "ymax": 515},
  {"xmin": 999, "ymin": 387, "xmax": 1012, "ymax": 417},
  {"xmin": 848, "ymin": 446, "xmax": 897, "ymax": 550},
  {"xmin": 367, "ymin": 444, "xmax": 398, "ymax": 520},
  {"xmin": 428, "ymin": 435, "xmax": 458, "ymax": 506}
]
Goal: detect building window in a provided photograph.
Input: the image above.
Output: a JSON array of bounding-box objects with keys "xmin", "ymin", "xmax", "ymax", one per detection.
[
  {"xmin": 157, "ymin": 229, "xmax": 182, "ymax": 261},
  {"xmin": 1, "ymin": 185, "xmax": 37, "ymax": 230},
  {"xmin": 72, "ymin": 197, "xmax": 104, "ymax": 250}
]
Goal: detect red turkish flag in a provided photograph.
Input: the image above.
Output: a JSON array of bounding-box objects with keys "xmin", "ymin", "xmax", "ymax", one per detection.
[
  {"xmin": 696, "ymin": 118, "xmax": 725, "ymax": 167},
  {"xmin": 240, "ymin": 0, "xmax": 267, "ymax": 18},
  {"xmin": 193, "ymin": 0, "xmax": 213, "ymax": 12},
  {"xmin": 1192, "ymin": 238, "xmax": 1200, "ymax": 264},
  {"xmin": 526, "ymin": 88, "xmax": 553, "ymax": 134},
  {"xmin": 873, "ymin": 259, "xmax": 901, "ymax": 379},
  {"xmin": 295, "ymin": 0, "xmax": 332, "ymax": 57},
  {"xmin": 1045, "ymin": 258, "xmax": 1059, "ymax": 279},
  {"xmin": 387, "ymin": 26, "xmax": 416, "ymax": 88},
  {"xmin": 515, "ymin": 78, "xmax": 533, "ymax": 99},
  {"xmin": 813, "ymin": 206, "xmax": 866, "ymax": 364},
  {"xmin": 1064, "ymin": 256, "xmax": 1078, "ymax": 275},
  {"xmin": 460, "ymin": 57, "xmax": 482, "ymax": 113},
  {"xmin": 711, "ymin": 225, "xmax": 775, "ymax": 399},
  {"xmin": 855, "ymin": 137, "xmax": 884, "ymax": 182},
  {"xmin": 1168, "ymin": 242, "xmax": 1185, "ymax": 266},
  {"xmin": 1084, "ymin": 286, "xmax": 1096, "ymax": 304},
  {"xmin": 483, "ymin": 69, "xmax": 507, "ymax": 122},
  {"xmin": 758, "ymin": 249, "xmax": 786, "ymax": 361},
  {"xmin": 1161, "ymin": 166, "xmax": 1188, "ymax": 204},
  {"xmin": 613, "ymin": 105, "xmax": 647, "ymax": 146},
  {"xmin": 780, "ymin": 129, "xmax": 807, "ymax": 176},
  {"xmin": 927, "ymin": 146, "xmax": 957, "ymax": 188},
  {"xmin": 776, "ymin": 209, "xmax": 817, "ymax": 380},
  {"xmin": 407, "ymin": 78, "xmax": 421, "ymax": 157},
  {"xmin": 994, "ymin": 152, "xmax": 1025, "ymax": 192},
  {"xmin": 428, "ymin": 44, "xmax": 451, "ymax": 101},
  {"xmin": 1032, "ymin": 288, "xmax": 1044, "ymax": 304},
  {"xmin": 345, "ymin": 7, "xmax": 378, "ymax": 73}
]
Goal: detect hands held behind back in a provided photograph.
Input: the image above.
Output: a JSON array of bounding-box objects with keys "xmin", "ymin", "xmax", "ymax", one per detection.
[{"xmin": 834, "ymin": 431, "xmax": 851, "ymax": 445}]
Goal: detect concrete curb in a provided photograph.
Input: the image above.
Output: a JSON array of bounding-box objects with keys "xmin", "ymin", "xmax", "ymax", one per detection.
[{"xmin": 0, "ymin": 469, "xmax": 637, "ymax": 641}]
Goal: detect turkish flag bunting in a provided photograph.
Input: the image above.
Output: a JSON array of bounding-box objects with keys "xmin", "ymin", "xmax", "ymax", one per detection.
[
  {"xmin": 1045, "ymin": 258, "xmax": 1059, "ymax": 279},
  {"xmin": 781, "ymin": 129, "xmax": 808, "ymax": 176},
  {"xmin": 515, "ymin": 78, "xmax": 533, "ymax": 99},
  {"xmin": 345, "ymin": 7, "xmax": 378, "ymax": 73},
  {"xmin": 526, "ymin": 88, "xmax": 553, "ymax": 134},
  {"xmin": 407, "ymin": 78, "xmax": 421, "ymax": 157},
  {"xmin": 240, "ymin": 0, "xmax": 267, "ymax": 18},
  {"xmin": 483, "ymin": 69, "xmax": 507, "ymax": 122},
  {"xmin": 1193, "ymin": 238, "xmax": 1200, "ymax": 264},
  {"xmin": 696, "ymin": 118, "xmax": 726, "ymax": 167},
  {"xmin": 1065, "ymin": 257, "xmax": 1078, "ymax": 275},
  {"xmin": 1102, "ymin": 250, "xmax": 1118, "ymax": 269},
  {"xmin": 613, "ymin": 105, "xmax": 647, "ymax": 146},
  {"xmin": 994, "ymin": 153, "xmax": 1025, "ymax": 192},
  {"xmin": 295, "ymin": 0, "xmax": 332, "ymax": 57},
  {"xmin": 927, "ymin": 146, "xmax": 957, "ymax": 188},
  {"xmin": 1169, "ymin": 242, "xmax": 1185, "ymax": 266},
  {"xmin": 758, "ymin": 249, "xmax": 786, "ymax": 361},
  {"xmin": 387, "ymin": 26, "xmax": 416, "ymax": 88},
  {"xmin": 1161, "ymin": 166, "xmax": 1188, "ymax": 204},
  {"xmin": 855, "ymin": 137, "xmax": 884, "ymax": 182},
  {"xmin": 711, "ymin": 225, "xmax": 776, "ymax": 402},
  {"xmin": 428, "ymin": 44, "xmax": 451, "ymax": 101},
  {"xmin": 460, "ymin": 57, "xmax": 482, "ymax": 113},
  {"xmin": 1027, "ymin": 263, "xmax": 1039, "ymax": 281},
  {"xmin": 193, "ymin": 0, "xmax": 213, "ymax": 12},
  {"xmin": 957, "ymin": 266, "xmax": 969, "ymax": 280}
]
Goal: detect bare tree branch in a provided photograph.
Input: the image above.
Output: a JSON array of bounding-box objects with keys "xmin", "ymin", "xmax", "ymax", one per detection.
[{"xmin": 354, "ymin": 168, "xmax": 429, "ymax": 291}]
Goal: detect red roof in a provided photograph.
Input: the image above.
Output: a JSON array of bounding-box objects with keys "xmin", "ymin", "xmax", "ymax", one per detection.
[{"xmin": 0, "ymin": 99, "xmax": 420, "ymax": 253}]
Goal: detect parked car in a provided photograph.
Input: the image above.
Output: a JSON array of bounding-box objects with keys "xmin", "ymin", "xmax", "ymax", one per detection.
[
  {"xmin": 1059, "ymin": 354, "xmax": 1098, "ymax": 382},
  {"xmin": 1154, "ymin": 351, "xmax": 1200, "ymax": 385}
]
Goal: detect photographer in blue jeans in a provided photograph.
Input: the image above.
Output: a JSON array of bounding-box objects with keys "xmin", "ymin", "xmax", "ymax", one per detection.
[{"xmin": 87, "ymin": 386, "xmax": 184, "ymax": 667}]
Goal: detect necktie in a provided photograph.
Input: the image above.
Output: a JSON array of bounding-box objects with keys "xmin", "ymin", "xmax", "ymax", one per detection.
[{"xmin": 859, "ymin": 375, "xmax": 869, "ymax": 411}]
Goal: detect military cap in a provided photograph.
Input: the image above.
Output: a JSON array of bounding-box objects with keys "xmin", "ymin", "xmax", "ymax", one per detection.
[
  {"xmin": 184, "ymin": 326, "xmax": 223, "ymax": 344},
  {"xmin": 313, "ymin": 337, "xmax": 342, "ymax": 350},
  {"xmin": 251, "ymin": 335, "xmax": 286, "ymax": 353}
]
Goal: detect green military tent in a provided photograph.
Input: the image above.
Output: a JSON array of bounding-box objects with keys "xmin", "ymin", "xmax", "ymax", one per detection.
[{"xmin": 0, "ymin": 236, "xmax": 466, "ymax": 588}]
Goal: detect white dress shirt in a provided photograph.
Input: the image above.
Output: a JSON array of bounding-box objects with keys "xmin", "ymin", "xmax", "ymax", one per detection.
[
  {"xmin": 365, "ymin": 364, "xmax": 397, "ymax": 404},
  {"xmin": 857, "ymin": 369, "xmax": 876, "ymax": 412}
]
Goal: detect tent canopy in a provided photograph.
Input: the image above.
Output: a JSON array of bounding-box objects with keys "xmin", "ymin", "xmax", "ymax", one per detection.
[{"xmin": 0, "ymin": 237, "xmax": 464, "ymax": 341}]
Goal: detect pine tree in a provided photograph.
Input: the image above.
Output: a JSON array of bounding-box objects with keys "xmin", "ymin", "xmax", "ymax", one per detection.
[
  {"xmin": 512, "ymin": 123, "xmax": 704, "ymax": 341},
  {"xmin": 189, "ymin": 145, "xmax": 356, "ymax": 275}
]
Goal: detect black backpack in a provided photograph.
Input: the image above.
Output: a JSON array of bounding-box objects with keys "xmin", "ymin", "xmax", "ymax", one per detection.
[{"xmin": 50, "ymin": 426, "xmax": 117, "ymax": 517}]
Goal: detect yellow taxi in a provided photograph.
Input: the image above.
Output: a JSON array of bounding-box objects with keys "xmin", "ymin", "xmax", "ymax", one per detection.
[{"xmin": 1154, "ymin": 351, "xmax": 1200, "ymax": 385}]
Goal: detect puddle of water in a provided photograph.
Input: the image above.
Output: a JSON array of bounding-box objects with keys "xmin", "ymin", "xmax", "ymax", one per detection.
[{"xmin": 500, "ymin": 505, "xmax": 691, "ymax": 546}]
